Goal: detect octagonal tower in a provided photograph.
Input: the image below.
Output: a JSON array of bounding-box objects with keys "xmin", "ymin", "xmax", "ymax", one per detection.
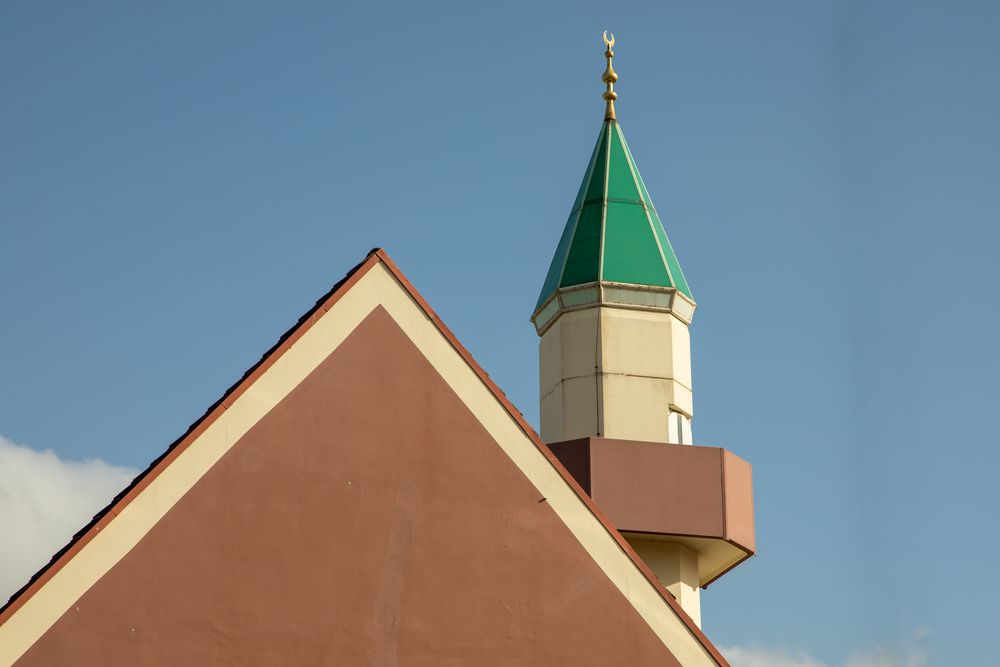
[{"xmin": 531, "ymin": 34, "xmax": 754, "ymax": 628}]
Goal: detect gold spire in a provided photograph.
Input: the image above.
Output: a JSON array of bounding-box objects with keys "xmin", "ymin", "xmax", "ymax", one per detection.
[{"xmin": 602, "ymin": 31, "xmax": 618, "ymax": 121}]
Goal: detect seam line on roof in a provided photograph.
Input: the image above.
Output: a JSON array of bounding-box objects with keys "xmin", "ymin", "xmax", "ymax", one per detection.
[
  {"xmin": 619, "ymin": 125, "xmax": 693, "ymax": 298},
  {"xmin": 571, "ymin": 196, "xmax": 644, "ymax": 213},
  {"xmin": 617, "ymin": 122, "xmax": 676, "ymax": 288},
  {"xmin": 597, "ymin": 122, "xmax": 611, "ymax": 282},
  {"xmin": 553, "ymin": 123, "xmax": 605, "ymax": 293}
]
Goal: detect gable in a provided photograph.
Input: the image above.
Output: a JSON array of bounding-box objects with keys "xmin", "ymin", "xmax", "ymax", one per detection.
[{"xmin": 0, "ymin": 251, "xmax": 724, "ymax": 666}]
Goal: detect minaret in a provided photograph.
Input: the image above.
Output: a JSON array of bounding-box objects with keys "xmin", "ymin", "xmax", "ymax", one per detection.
[
  {"xmin": 532, "ymin": 34, "xmax": 755, "ymax": 628},
  {"xmin": 533, "ymin": 32, "xmax": 697, "ymax": 446}
]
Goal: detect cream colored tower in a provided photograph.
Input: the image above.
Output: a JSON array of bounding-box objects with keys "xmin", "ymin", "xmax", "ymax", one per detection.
[
  {"xmin": 532, "ymin": 35, "xmax": 708, "ymax": 625},
  {"xmin": 537, "ymin": 290, "xmax": 695, "ymax": 445},
  {"xmin": 531, "ymin": 36, "xmax": 697, "ymax": 446}
]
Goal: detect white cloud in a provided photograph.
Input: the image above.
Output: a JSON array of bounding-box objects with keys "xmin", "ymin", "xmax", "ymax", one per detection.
[
  {"xmin": 0, "ymin": 435, "xmax": 138, "ymax": 603},
  {"xmin": 843, "ymin": 648, "xmax": 929, "ymax": 667},
  {"xmin": 722, "ymin": 644, "xmax": 930, "ymax": 667},
  {"xmin": 722, "ymin": 644, "xmax": 828, "ymax": 667}
]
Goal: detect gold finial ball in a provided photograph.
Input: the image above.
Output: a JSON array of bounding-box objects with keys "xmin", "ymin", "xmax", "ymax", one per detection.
[{"xmin": 602, "ymin": 30, "xmax": 619, "ymax": 120}]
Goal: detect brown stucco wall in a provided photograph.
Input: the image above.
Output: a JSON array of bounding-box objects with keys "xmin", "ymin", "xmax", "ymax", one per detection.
[{"xmin": 18, "ymin": 307, "xmax": 682, "ymax": 666}]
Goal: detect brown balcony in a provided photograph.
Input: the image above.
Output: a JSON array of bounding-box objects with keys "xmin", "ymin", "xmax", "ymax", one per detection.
[{"xmin": 547, "ymin": 437, "xmax": 755, "ymax": 587}]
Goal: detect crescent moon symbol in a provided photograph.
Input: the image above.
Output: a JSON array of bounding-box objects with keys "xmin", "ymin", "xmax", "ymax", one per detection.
[{"xmin": 603, "ymin": 31, "xmax": 615, "ymax": 48}]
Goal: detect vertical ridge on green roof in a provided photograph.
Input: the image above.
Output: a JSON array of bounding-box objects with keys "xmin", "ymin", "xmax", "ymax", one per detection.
[
  {"xmin": 535, "ymin": 120, "xmax": 693, "ymax": 311},
  {"xmin": 618, "ymin": 124, "xmax": 692, "ymax": 298},
  {"xmin": 535, "ymin": 124, "xmax": 607, "ymax": 307}
]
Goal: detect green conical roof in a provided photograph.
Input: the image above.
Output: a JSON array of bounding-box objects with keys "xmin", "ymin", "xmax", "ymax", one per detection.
[{"xmin": 535, "ymin": 120, "xmax": 691, "ymax": 311}]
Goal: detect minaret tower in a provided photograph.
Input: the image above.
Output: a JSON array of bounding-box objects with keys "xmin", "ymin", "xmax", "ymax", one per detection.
[
  {"xmin": 532, "ymin": 34, "xmax": 755, "ymax": 628},
  {"xmin": 533, "ymin": 32, "xmax": 697, "ymax": 446}
]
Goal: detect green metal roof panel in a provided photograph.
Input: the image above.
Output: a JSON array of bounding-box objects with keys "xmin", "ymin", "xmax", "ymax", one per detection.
[
  {"xmin": 536, "ymin": 209, "xmax": 579, "ymax": 309},
  {"xmin": 561, "ymin": 203, "xmax": 603, "ymax": 286},
  {"xmin": 584, "ymin": 124, "xmax": 611, "ymax": 203},
  {"xmin": 606, "ymin": 124, "xmax": 642, "ymax": 203},
  {"xmin": 602, "ymin": 202, "xmax": 671, "ymax": 285},
  {"xmin": 618, "ymin": 125, "xmax": 693, "ymax": 298},
  {"xmin": 572, "ymin": 128, "xmax": 604, "ymax": 210},
  {"xmin": 558, "ymin": 122, "xmax": 608, "ymax": 286},
  {"xmin": 535, "ymin": 119, "xmax": 693, "ymax": 312},
  {"xmin": 535, "ymin": 125, "xmax": 607, "ymax": 309},
  {"xmin": 649, "ymin": 207, "xmax": 691, "ymax": 297}
]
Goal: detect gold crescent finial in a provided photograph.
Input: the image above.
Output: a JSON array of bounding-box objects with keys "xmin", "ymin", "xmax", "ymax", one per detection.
[{"xmin": 602, "ymin": 31, "xmax": 618, "ymax": 121}]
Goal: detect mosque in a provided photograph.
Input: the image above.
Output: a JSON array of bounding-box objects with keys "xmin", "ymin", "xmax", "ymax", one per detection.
[{"xmin": 0, "ymin": 34, "xmax": 754, "ymax": 666}]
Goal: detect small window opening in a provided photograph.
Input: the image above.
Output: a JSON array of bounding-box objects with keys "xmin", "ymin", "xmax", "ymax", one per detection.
[{"xmin": 668, "ymin": 410, "xmax": 692, "ymax": 445}]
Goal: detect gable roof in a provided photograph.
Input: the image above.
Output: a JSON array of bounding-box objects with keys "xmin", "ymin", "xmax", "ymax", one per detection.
[
  {"xmin": 535, "ymin": 120, "xmax": 692, "ymax": 311},
  {"xmin": 0, "ymin": 249, "xmax": 728, "ymax": 666}
]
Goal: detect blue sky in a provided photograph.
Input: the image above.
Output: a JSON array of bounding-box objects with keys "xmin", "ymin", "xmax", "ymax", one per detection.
[{"xmin": 1, "ymin": 1, "xmax": 997, "ymax": 664}]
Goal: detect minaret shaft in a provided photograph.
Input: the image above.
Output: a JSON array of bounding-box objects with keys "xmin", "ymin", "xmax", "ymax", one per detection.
[
  {"xmin": 629, "ymin": 540, "xmax": 702, "ymax": 627},
  {"xmin": 529, "ymin": 33, "xmax": 748, "ymax": 628},
  {"xmin": 539, "ymin": 306, "xmax": 693, "ymax": 444}
]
